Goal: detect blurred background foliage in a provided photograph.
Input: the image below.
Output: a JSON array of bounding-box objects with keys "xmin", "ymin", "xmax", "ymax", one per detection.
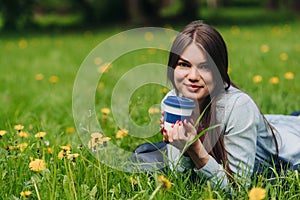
[{"xmin": 0, "ymin": 0, "xmax": 300, "ymax": 31}]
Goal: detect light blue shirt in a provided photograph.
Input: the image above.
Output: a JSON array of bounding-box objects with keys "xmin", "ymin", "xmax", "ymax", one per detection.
[{"xmin": 162, "ymin": 86, "xmax": 300, "ymax": 188}]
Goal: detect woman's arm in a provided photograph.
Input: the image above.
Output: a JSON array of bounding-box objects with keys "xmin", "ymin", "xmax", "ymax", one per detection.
[{"xmin": 165, "ymin": 92, "xmax": 260, "ymax": 188}]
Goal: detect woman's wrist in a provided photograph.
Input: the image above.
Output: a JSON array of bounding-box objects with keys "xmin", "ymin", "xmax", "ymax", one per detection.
[{"xmin": 186, "ymin": 140, "xmax": 210, "ymax": 169}]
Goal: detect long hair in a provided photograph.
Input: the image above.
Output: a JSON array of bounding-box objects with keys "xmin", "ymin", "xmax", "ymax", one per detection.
[{"xmin": 167, "ymin": 21, "xmax": 279, "ymax": 176}]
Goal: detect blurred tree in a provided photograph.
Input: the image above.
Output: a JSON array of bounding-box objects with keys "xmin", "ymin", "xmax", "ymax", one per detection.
[
  {"xmin": 126, "ymin": 0, "xmax": 201, "ymax": 25},
  {"xmin": 291, "ymin": 0, "xmax": 300, "ymax": 12},
  {"xmin": 73, "ymin": 0, "xmax": 96, "ymax": 24},
  {"xmin": 180, "ymin": 0, "xmax": 200, "ymax": 20},
  {"xmin": 0, "ymin": 0, "xmax": 36, "ymax": 30},
  {"xmin": 265, "ymin": 0, "xmax": 279, "ymax": 10},
  {"xmin": 74, "ymin": 0, "xmax": 128, "ymax": 25},
  {"xmin": 126, "ymin": 0, "xmax": 164, "ymax": 25}
]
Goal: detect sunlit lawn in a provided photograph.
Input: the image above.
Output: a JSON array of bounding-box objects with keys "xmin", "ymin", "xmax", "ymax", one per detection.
[{"xmin": 0, "ymin": 15, "xmax": 300, "ymax": 199}]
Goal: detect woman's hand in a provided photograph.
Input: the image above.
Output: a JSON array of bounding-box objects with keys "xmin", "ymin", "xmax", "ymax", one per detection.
[
  {"xmin": 159, "ymin": 111, "xmax": 169, "ymax": 142},
  {"xmin": 164, "ymin": 119, "xmax": 210, "ymax": 168},
  {"xmin": 166, "ymin": 119, "xmax": 198, "ymax": 151}
]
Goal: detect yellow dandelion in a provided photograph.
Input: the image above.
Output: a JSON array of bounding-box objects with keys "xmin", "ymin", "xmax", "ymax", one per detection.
[
  {"xmin": 98, "ymin": 136, "xmax": 111, "ymax": 143},
  {"xmin": 148, "ymin": 107, "xmax": 160, "ymax": 114},
  {"xmin": 94, "ymin": 57, "xmax": 102, "ymax": 65},
  {"xmin": 9, "ymin": 145, "xmax": 18, "ymax": 150},
  {"xmin": 98, "ymin": 82, "xmax": 105, "ymax": 90},
  {"xmin": 35, "ymin": 132, "xmax": 46, "ymax": 138},
  {"xmin": 253, "ymin": 75, "xmax": 263, "ymax": 83},
  {"xmin": 271, "ymin": 26, "xmax": 281, "ymax": 35},
  {"xmin": 248, "ymin": 187, "xmax": 266, "ymax": 200},
  {"xmin": 91, "ymin": 132, "xmax": 110, "ymax": 144},
  {"xmin": 35, "ymin": 73, "xmax": 44, "ymax": 80},
  {"xmin": 20, "ymin": 190, "xmax": 32, "ymax": 197},
  {"xmin": 101, "ymin": 108, "xmax": 111, "ymax": 115},
  {"xmin": 260, "ymin": 44, "xmax": 269, "ymax": 53},
  {"xmin": 66, "ymin": 127, "xmax": 75, "ymax": 134},
  {"xmin": 49, "ymin": 76, "xmax": 59, "ymax": 83},
  {"xmin": 67, "ymin": 153, "xmax": 80, "ymax": 160},
  {"xmin": 158, "ymin": 175, "xmax": 171, "ymax": 190},
  {"xmin": 88, "ymin": 132, "xmax": 110, "ymax": 148},
  {"xmin": 18, "ymin": 131, "xmax": 29, "ymax": 138},
  {"xmin": 280, "ymin": 53, "xmax": 288, "ymax": 61},
  {"xmin": 14, "ymin": 124, "xmax": 24, "ymax": 131},
  {"xmin": 60, "ymin": 144, "xmax": 72, "ymax": 151},
  {"xmin": 284, "ymin": 72, "xmax": 294, "ymax": 80},
  {"xmin": 231, "ymin": 26, "xmax": 240, "ymax": 35},
  {"xmin": 0, "ymin": 130, "xmax": 7, "ymax": 138},
  {"xmin": 98, "ymin": 62, "xmax": 112, "ymax": 73},
  {"xmin": 45, "ymin": 147, "xmax": 53, "ymax": 154},
  {"xmin": 88, "ymin": 140, "xmax": 97, "ymax": 149},
  {"xmin": 147, "ymin": 48, "xmax": 156, "ymax": 55},
  {"xmin": 144, "ymin": 32, "xmax": 154, "ymax": 41},
  {"xmin": 129, "ymin": 177, "xmax": 138, "ymax": 185},
  {"xmin": 89, "ymin": 132, "xmax": 103, "ymax": 147},
  {"xmin": 18, "ymin": 39, "xmax": 28, "ymax": 49},
  {"xmin": 161, "ymin": 88, "xmax": 168, "ymax": 94},
  {"xmin": 29, "ymin": 158, "xmax": 46, "ymax": 171},
  {"xmin": 91, "ymin": 132, "xmax": 103, "ymax": 139},
  {"xmin": 58, "ymin": 150, "xmax": 69, "ymax": 159},
  {"xmin": 18, "ymin": 143, "xmax": 28, "ymax": 152},
  {"xmin": 269, "ymin": 76, "xmax": 279, "ymax": 84},
  {"xmin": 116, "ymin": 129, "xmax": 128, "ymax": 139},
  {"xmin": 150, "ymin": 175, "xmax": 172, "ymax": 199}
]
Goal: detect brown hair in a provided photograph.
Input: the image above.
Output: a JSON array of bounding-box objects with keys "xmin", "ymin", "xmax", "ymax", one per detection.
[{"xmin": 167, "ymin": 21, "xmax": 278, "ymax": 176}]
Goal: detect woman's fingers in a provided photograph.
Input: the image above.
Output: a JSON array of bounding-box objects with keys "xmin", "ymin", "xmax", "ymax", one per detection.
[
  {"xmin": 190, "ymin": 118, "xmax": 195, "ymax": 125},
  {"xmin": 183, "ymin": 119, "xmax": 195, "ymax": 135},
  {"xmin": 159, "ymin": 112, "xmax": 165, "ymax": 134},
  {"xmin": 165, "ymin": 120, "xmax": 194, "ymax": 143},
  {"xmin": 168, "ymin": 120, "xmax": 185, "ymax": 140}
]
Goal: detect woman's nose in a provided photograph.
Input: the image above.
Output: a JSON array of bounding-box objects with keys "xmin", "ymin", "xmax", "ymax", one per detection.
[{"xmin": 187, "ymin": 67, "xmax": 200, "ymax": 81}]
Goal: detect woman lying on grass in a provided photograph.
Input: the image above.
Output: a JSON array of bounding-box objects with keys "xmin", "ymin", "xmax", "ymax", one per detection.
[{"xmin": 160, "ymin": 21, "xmax": 300, "ymax": 188}]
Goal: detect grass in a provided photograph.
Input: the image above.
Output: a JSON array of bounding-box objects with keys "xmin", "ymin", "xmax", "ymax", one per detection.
[{"xmin": 1, "ymin": 10, "xmax": 300, "ymax": 199}]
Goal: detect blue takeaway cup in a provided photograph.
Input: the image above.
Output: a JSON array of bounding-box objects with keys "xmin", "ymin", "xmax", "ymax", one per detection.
[{"xmin": 162, "ymin": 96, "xmax": 195, "ymax": 130}]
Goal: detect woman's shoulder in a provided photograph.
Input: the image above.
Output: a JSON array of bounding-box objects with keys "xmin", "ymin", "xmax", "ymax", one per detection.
[
  {"xmin": 220, "ymin": 86, "xmax": 255, "ymax": 105},
  {"xmin": 216, "ymin": 86, "xmax": 260, "ymax": 119},
  {"xmin": 217, "ymin": 86, "xmax": 262, "ymax": 133}
]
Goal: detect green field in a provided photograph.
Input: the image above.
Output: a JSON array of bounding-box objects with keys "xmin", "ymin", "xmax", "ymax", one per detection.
[{"xmin": 0, "ymin": 14, "xmax": 300, "ymax": 199}]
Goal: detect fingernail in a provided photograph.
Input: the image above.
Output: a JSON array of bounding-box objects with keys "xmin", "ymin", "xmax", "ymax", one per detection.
[
  {"xmin": 171, "ymin": 124, "xmax": 174, "ymax": 128},
  {"xmin": 163, "ymin": 129, "xmax": 167, "ymax": 133}
]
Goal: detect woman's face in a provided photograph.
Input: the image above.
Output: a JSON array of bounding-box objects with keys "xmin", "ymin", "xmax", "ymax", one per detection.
[{"xmin": 174, "ymin": 43, "xmax": 215, "ymax": 102}]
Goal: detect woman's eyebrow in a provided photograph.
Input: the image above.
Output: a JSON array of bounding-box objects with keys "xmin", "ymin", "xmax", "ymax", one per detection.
[
  {"xmin": 178, "ymin": 57, "xmax": 208, "ymax": 65},
  {"xmin": 178, "ymin": 57, "xmax": 190, "ymax": 63}
]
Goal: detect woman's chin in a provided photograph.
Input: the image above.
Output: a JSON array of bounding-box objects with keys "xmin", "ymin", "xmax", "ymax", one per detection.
[{"xmin": 181, "ymin": 92, "xmax": 199, "ymax": 100}]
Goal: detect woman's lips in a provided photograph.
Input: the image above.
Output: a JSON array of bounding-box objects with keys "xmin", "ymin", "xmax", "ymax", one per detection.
[{"xmin": 185, "ymin": 84, "xmax": 203, "ymax": 92}]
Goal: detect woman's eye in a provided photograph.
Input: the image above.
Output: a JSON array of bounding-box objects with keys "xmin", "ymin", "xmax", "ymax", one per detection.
[
  {"xmin": 198, "ymin": 64, "xmax": 209, "ymax": 70},
  {"xmin": 177, "ymin": 62, "xmax": 189, "ymax": 67}
]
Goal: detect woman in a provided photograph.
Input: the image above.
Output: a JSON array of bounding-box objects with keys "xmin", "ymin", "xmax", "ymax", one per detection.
[{"xmin": 160, "ymin": 21, "xmax": 300, "ymax": 188}]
